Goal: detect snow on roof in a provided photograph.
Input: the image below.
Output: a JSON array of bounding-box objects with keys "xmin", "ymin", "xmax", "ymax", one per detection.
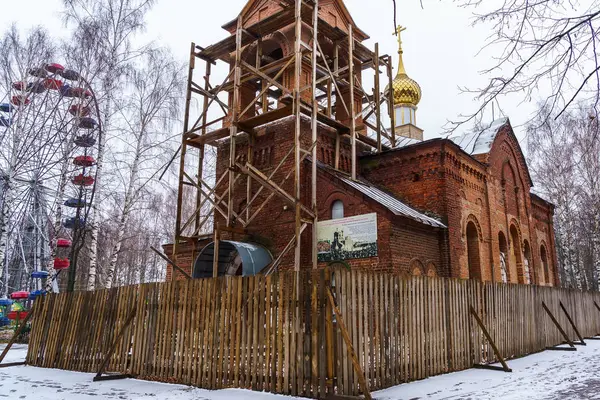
[
  {"xmin": 450, "ymin": 117, "xmax": 509, "ymax": 155},
  {"xmin": 316, "ymin": 161, "xmax": 446, "ymax": 228},
  {"xmin": 339, "ymin": 176, "xmax": 446, "ymax": 228},
  {"xmin": 393, "ymin": 135, "xmax": 421, "ymax": 149}
]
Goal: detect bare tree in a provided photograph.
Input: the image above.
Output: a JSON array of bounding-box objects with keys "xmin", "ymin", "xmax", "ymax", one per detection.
[
  {"xmin": 61, "ymin": 0, "xmax": 156, "ymax": 290},
  {"xmin": 528, "ymin": 103, "xmax": 600, "ymax": 290},
  {"xmin": 101, "ymin": 49, "xmax": 183, "ymax": 289},
  {"xmin": 444, "ymin": 0, "xmax": 600, "ymax": 134}
]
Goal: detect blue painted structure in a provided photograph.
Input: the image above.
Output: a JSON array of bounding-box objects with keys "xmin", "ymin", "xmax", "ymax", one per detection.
[{"xmin": 193, "ymin": 241, "xmax": 272, "ymax": 279}]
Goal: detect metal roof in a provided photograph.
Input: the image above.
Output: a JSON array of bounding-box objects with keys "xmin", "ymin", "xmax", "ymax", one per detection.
[
  {"xmin": 338, "ymin": 176, "xmax": 446, "ymax": 228},
  {"xmin": 316, "ymin": 160, "xmax": 445, "ymax": 228}
]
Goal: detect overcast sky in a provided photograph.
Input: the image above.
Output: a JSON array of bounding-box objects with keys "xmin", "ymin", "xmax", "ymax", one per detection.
[{"xmin": 0, "ymin": 0, "xmax": 539, "ymax": 142}]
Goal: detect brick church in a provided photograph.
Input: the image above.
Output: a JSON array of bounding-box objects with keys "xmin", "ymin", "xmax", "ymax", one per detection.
[{"xmin": 166, "ymin": 0, "xmax": 559, "ymax": 287}]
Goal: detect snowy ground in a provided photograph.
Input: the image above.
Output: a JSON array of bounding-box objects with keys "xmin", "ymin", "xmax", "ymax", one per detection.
[{"xmin": 0, "ymin": 340, "xmax": 599, "ymax": 399}]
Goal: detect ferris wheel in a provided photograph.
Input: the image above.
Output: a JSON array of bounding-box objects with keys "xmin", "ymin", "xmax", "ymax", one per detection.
[{"xmin": 0, "ymin": 62, "xmax": 100, "ymax": 296}]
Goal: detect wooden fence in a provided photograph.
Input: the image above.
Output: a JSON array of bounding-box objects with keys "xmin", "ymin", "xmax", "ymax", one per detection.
[{"xmin": 26, "ymin": 269, "xmax": 600, "ymax": 398}]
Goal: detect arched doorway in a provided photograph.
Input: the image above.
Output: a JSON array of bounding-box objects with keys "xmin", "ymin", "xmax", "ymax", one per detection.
[
  {"xmin": 466, "ymin": 221, "xmax": 481, "ymax": 280},
  {"xmin": 510, "ymin": 225, "xmax": 524, "ymax": 284},
  {"xmin": 540, "ymin": 244, "xmax": 550, "ymax": 286},
  {"xmin": 523, "ymin": 240, "xmax": 532, "ymax": 284},
  {"xmin": 498, "ymin": 232, "xmax": 509, "ymax": 283}
]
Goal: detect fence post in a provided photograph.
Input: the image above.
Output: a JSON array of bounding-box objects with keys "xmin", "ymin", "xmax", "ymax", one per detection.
[
  {"xmin": 324, "ymin": 268, "xmax": 335, "ymax": 395},
  {"xmin": 444, "ymin": 279, "xmax": 454, "ymax": 372}
]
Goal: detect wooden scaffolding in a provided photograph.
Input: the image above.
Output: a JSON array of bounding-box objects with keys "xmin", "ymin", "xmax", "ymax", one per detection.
[{"xmin": 174, "ymin": 0, "xmax": 396, "ymax": 271}]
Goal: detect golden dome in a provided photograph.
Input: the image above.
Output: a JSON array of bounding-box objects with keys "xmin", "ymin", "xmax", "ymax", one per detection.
[{"xmin": 390, "ymin": 26, "xmax": 421, "ymax": 107}]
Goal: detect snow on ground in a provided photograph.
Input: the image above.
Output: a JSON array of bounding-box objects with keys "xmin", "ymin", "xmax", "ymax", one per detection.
[
  {"xmin": 0, "ymin": 345, "xmax": 307, "ymax": 400},
  {"xmin": 375, "ymin": 339, "xmax": 600, "ymax": 400},
  {"xmin": 0, "ymin": 340, "xmax": 599, "ymax": 399}
]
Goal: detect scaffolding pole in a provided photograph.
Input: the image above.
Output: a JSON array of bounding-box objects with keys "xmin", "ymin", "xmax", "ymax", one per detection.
[{"xmin": 173, "ymin": 2, "xmax": 393, "ymax": 271}]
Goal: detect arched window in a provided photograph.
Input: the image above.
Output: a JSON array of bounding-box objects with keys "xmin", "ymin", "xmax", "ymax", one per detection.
[
  {"xmin": 523, "ymin": 240, "xmax": 532, "ymax": 284},
  {"xmin": 466, "ymin": 221, "xmax": 481, "ymax": 280},
  {"xmin": 498, "ymin": 232, "xmax": 509, "ymax": 283},
  {"xmin": 510, "ymin": 225, "xmax": 525, "ymax": 284},
  {"xmin": 540, "ymin": 245, "xmax": 550, "ymax": 286},
  {"xmin": 331, "ymin": 200, "xmax": 344, "ymax": 220}
]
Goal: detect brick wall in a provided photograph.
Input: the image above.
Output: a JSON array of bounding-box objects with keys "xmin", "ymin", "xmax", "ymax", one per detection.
[{"xmin": 360, "ymin": 125, "xmax": 559, "ymax": 286}]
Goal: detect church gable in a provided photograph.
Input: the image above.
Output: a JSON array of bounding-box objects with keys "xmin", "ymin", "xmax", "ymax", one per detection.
[
  {"xmin": 243, "ymin": 0, "xmax": 284, "ymax": 27},
  {"xmin": 487, "ymin": 120, "xmax": 534, "ymax": 189},
  {"xmin": 451, "ymin": 118, "xmax": 533, "ymax": 189},
  {"xmin": 228, "ymin": 0, "xmax": 368, "ymax": 40}
]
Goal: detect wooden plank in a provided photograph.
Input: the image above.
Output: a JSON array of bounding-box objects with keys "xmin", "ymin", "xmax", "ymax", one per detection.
[
  {"xmin": 326, "ymin": 287, "xmax": 372, "ymax": 400},
  {"xmin": 265, "ymin": 274, "xmax": 272, "ymax": 392},
  {"xmin": 311, "ymin": 271, "xmax": 319, "ymax": 394}
]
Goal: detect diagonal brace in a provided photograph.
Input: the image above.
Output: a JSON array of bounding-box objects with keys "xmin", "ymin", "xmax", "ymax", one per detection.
[
  {"xmin": 469, "ymin": 306, "xmax": 512, "ymax": 372},
  {"xmin": 93, "ymin": 307, "xmax": 138, "ymax": 382},
  {"xmin": 559, "ymin": 301, "xmax": 586, "ymax": 345},
  {"xmin": 542, "ymin": 301, "xmax": 576, "ymax": 351}
]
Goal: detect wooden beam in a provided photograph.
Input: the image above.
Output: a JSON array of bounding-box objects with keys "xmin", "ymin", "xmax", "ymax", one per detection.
[
  {"xmin": 213, "ymin": 224, "xmax": 220, "ymax": 278},
  {"xmin": 374, "ymin": 42, "xmax": 381, "ymax": 153},
  {"xmin": 93, "ymin": 374, "xmax": 132, "ymax": 382},
  {"xmin": 559, "ymin": 301, "xmax": 586, "ymax": 345},
  {"xmin": 311, "ymin": 0, "xmax": 319, "ymax": 271},
  {"xmin": 263, "ymin": 223, "xmax": 307, "ymax": 275},
  {"xmin": 150, "ymin": 246, "xmax": 192, "ymax": 280},
  {"xmin": 174, "ymin": 43, "xmax": 197, "ymax": 251},
  {"xmin": 239, "ymin": 162, "xmax": 315, "ymax": 218},
  {"xmin": 293, "ymin": 0, "xmax": 303, "ymax": 272},
  {"xmin": 386, "ymin": 54, "xmax": 396, "ymax": 146},
  {"xmin": 326, "ymin": 287, "xmax": 372, "ymax": 400},
  {"xmin": 542, "ymin": 301, "xmax": 576, "ymax": 350},
  {"xmin": 0, "ymin": 362, "xmax": 26, "ymax": 368},
  {"xmin": 228, "ymin": 15, "xmax": 243, "ymax": 226},
  {"xmin": 348, "ymin": 24, "xmax": 356, "ymax": 180},
  {"xmin": 94, "ymin": 307, "xmax": 137, "ymax": 380},
  {"xmin": 0, "ymin": 308, "xmax": 34, "ymax": 365},
  {"xmin": 469, "ymin": 306, "xmax": 512, "ymax": 372}
]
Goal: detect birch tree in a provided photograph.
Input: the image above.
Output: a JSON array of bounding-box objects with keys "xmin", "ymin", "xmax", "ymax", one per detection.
[
  {"xmin": 528, "ymin": 103, "xmax": 600, "ymax": 290},
  {"xmin": 102, "ymin": 49, "xmax": 183, "ymax": 289},
  {"xmin": 62, "ymin": 0, "xmax": 157, "ymax": 290}
]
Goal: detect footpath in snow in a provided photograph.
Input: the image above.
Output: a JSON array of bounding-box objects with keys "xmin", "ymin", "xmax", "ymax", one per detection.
[{"xmin": 0, "ymin": 340, "xmax": 600, "ymax": 399}]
